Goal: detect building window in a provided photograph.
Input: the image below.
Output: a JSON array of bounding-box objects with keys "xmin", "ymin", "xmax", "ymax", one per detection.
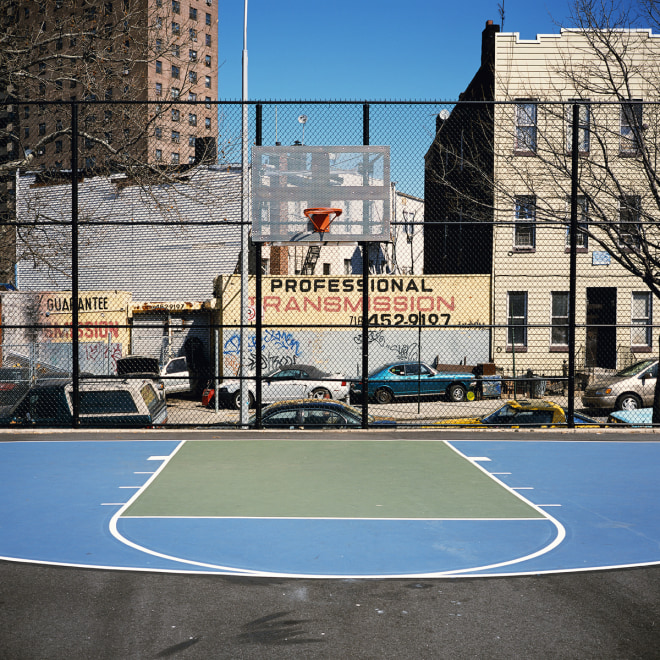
[
  {"xmin": 155, "ymin": 126, "xmax": 162, "ymax": 138},
  {"xmin": 551, "ymin": 292, "xmax": 569, "ymax": 346},
  {"xmin": 565, "ymin": 195, "xmax": 588, "ymax": 251},
  {"xmin": 188, "ymin": 92, "xmax": 197, "ymax": 101},
  {"xmin": 171, "ymin": 86, "xmax": 180, "ymax": 98},
  {"xmin": 188, "ymin": 113, "xmax": 197, "ymax": 126},
  {"xmin": 205, "ymin": 117, "xmax": 211, "ymax": 128},
  {"xmin": 172, "ymin": 0, "xmax": 180, "ymax": 12},
  {"xmin": 24, "ymin": 106, "xmax": 30, "ymax": 119},
  {"xmin": 507, "ymin": 291, "xmax": 527, "ymax": 349},
  {"xmin": 205, "ymin": 55, "xmax": 211, "ymax": 66},
  {"xmin": 155, "ymin": 39, "xmax": 162, "ymax": 52},
  {"xmin": 188, "ymin": 156, "xmax": 195, "ymax": 164},
  {"xmin": 632, "ymin": 292, "xmax": 652, "ymax": 347},
  {"xmin": 205, "ymin": 33, "xmax": 211, "ymax": 46},
  {"xmin": 171, "ymin": 64, "xmax": 180, "ymax": 78},
  {"xmin": 155, "ymin": 148, "xmax": 162, "ymax": 161},
  {"xmin": 322, "ymin": 263, "xmax": 331, "ymax": 275},
  {"xmin": 205, "ymin": 96, "xmax": 211, "ymax": 108},
  {"xmin": 206, "ymin": 12, "xmax": 211, "ymax": 25},
  {"xmin": 171, "ymin": 152, "xmax": 179, "ymax": 164},
  {"xmin": 155, "ymin": 60, "xmax": 162, "ymax": 73},
  {"xmin": 171, "ymin": 130, "xmax": 180, "ymax": 142},
  {"xmin": 261, "ymin": 258, "xmax": 270, "ymax": 275},
  {"xmin": 189, "ymin": 71, "xmax": 197, "ymax": 83},
  {"xmin": 55, "ymin": 140, "xmax": 62, "ymax": 153},
  {"xmin": 619, "ymin": 195, "xmax": 641, "ymax": 249},
  {"xmin": 172, "ymin": 44, "xmax": 180, "ymax": 57},
  {"xmin": 189, "ymin": 28, "xmax": 197, "ymax": 41},
  {"xmin": 514, "ymin": 195, "xmax": 536, "ymax": 250},
  {"xmin": 344, "ymin": 258, "xmax": 352, "ymax": 275},
  {"xmin": 621, "ymin": 100, "xmax": 643, "ymax": 155},
  {"xmin": 514, "ymin": 101, "xmax": 537, "ymax": 153},
  {"xmin": 155, "ymin": 82, "xmax": 162, "ymax": 96},
  {"xmin": 189, "ymin": 7, "xmax": 197, "ymax": 19},
  {"xmin": 172, "ymin": 22, "xmax": 180, "ymax": 35},
  {"xmin": 205, "ymin": 76, "xmax": 211, "ymax": 88},
  {"xmin": 39, "ymin": 123, "xmax": 46, "ymax": 136},
  {"xmin": 24, "ymin": 127, "xmax": 29, "ymax": 138},
  {"xmin": 188, "ymin": 135, "xmax": 195, "ymax": 146},
  {"xmin": 189, "ymin": 49, "xmax": 197, "ymax": 61},
  {"xmin": 171, "ymin": 109, "xmax": 180, "ymax": 122},
  {"xmin": 567, "ymin": 100, "xmax": 590, "ymax": 152}
]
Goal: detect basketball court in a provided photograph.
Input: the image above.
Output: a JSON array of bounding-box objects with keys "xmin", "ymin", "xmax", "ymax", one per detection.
[{"xmin": 2, "ymin": 434, "xmax": 660, "ymax": 578}]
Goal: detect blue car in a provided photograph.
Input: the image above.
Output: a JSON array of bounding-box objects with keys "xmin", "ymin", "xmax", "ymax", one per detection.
[
  {"xmin": 351, "ymin": 362, "xmax": 476, "ymax": 404},
  {"xmin": 607, "ymin": 408, "xmax": 654, "ymax": 427}
]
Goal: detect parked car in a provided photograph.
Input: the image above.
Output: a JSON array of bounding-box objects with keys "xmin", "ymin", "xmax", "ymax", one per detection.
[
  {"xmin": 582, "ymin": 359, "xmax": 658, "ymax": 411},
  {"xmin": 351, "ymin": 361, "xmax": 477, "ymax": 404},
  {"xmin": 203, "ymin": 364, "xmax": 349, "ymax": 409},
  {"xmin": 607, "ymin": 408, "xmax": 653, "ymax": 427},
  {"xmin": 241, "ymin": 398, "xmax": 396, "ymax": 429},
  {"xmin": 0, "ymin": 377, "xmax": 168, "ymax": 427},
  {"xmin": 0, "ymin": 367, "xmax": 31, "ymax": 416},
  {"xmin": 117, "ymin": 354, "xmax": 190, "ymax": 396},
  {"xmin": 435, "ymin": 399, "xmax": 600, "ymax": 427}
]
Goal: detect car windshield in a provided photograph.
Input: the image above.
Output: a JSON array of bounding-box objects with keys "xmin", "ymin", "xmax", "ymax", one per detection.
[{"xmin": 615, "ymin": 359, "xmax": 656, "ymax": 377}]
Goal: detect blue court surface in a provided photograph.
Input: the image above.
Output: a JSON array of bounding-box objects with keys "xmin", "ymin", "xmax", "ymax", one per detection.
[{"xmin": 1, "ymin": 438, "xmax": 660, "ymax": 578}]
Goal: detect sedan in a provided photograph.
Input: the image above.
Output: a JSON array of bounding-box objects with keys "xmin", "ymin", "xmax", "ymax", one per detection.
[
  {"xmin": 351, "ymin": 361, "xmax": 476, "ymax": 404},
  {"xmin": 204, "ymin": 364, "xmax": 349, "ymax": 409},
  {"xmin": 435, "ymin": 399, "xmax": 600, "ymax": 427},
  {"xmin": 246, "ymin": 398, "xmax": 396, "ymax": 429}
]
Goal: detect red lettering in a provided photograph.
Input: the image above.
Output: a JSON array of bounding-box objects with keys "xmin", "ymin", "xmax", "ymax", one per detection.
[
  {"xmin": 324, "ymin": 296, "xmax": 342, "ymax": 312},
  {"xmin": 303, "ymin": 297, "xmax": 322, "ymax": 313},
  {"xmin": 263, "ymin": 296, "xmax": 281, "ymax": 312},
  {"xmin": 284, "ymin": 297, "xmax": 301, "ymax": 312},
  {"xmin": 437, "ymin": 296, "xmax": 455, "ymax": 311},
  {"xmin": 393, "ymin": 296, "xmax": 408, "ymax": 312},
  {"xmin": 417, "ymin": 296, "xmax": 434, "ymax": 312},
  {"xmin": 373, "ymin": 296, "xmax": 390, "ymax": 312},
  {"xmin": 344, "ymin": 297, "xmax": 363, "ymax": 313}
]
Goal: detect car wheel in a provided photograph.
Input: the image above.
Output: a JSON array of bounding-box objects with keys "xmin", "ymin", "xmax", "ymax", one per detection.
[
  {"xmin": 232, "ymin": 390, "xmax": 255, "ymax": 410},
  {"xmin": 311, "ymin": 387, "xmax": 331, "ymax": 399},
  {"xmin": 616, "ymin": 393, "xmax": 642, "ymax": 411},
  {"xmin": 447, "ymin": 383, "xmax": 467, "ymax": 402},
  {"xmin": 375, "ymin": 388, "xmax": 393, "ymax": 404}
]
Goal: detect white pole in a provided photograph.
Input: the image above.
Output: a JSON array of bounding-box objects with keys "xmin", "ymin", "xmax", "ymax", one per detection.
[{"xmin": 239, "ymin": 0, "xmax": 250, "ymax": 425}]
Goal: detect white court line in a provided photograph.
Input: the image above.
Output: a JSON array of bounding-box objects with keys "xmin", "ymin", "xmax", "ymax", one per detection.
[
  {"xmin": 134, "ymin": 472, "xmax": 155, "ymax": 475},
  {"xmin": 538, "ymin": 504, "xmax": 562, "ymax": 507},
  {"xmin": 101, "ymin": 503, "xmax": 127, "ymax": 506},
  {"xmin": 491, "ymin": 472, "xmax": 511, "ymax": 475},
  {"xmin": 512, "ymin": 487, "xmax": 534, "ymax": 490},
  {"xmin": 119, "ymin": 486, "xmax": 141, "ymax": 489},
  {"xmin": 148, "ymin": 456, "xmax": 169, "ymax": 461},
  {"xmin": 467, "ymin": 456, "xmax": 491, "ymax": 462}
]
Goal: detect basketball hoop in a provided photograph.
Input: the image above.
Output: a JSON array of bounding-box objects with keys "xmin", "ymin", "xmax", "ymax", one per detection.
[{"xmin": 304, "ymin": 207, "xmax": 343, "ymax": 234}]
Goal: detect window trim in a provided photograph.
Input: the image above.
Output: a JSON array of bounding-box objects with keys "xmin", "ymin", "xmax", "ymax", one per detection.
[
  {"xmin": 618, "ymin": 195, "xmax": 642, "ymax": 251},
  {"xmin": 631, "ymin": 290, "xmax": 652, "ymax": 349},
  {"xmin": 513, "ymin": 195, "xmax": 536, "ymax": 252},
  {"xmin": 506, "ymin": 291, "xmax": 528, "ymax": 351},
  {"xmin": 564, "ymin": 195, "xmax": 589, "ymax": 253},
  {"xmin": 514, "ymin": 100, "xmax": 538, "ymax": 155},
  {"xmin": 550, "ymin": 291, "xmax": 569, "ymax": 348},
  {"xmin": 620, "ymin": 99, "xmax": 643, "ymax": 156}
]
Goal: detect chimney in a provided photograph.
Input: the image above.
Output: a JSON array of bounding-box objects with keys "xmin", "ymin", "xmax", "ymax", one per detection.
[{"xmin": 481, "ymin": 19, "xmax": 500, "ymax": 67}]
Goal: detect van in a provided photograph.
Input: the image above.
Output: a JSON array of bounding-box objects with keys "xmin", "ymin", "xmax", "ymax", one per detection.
[{"xmin": 582, "ymin": 359, "xmax": 658, "ymax": 411}]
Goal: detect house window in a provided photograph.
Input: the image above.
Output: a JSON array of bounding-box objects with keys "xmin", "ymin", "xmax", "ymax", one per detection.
[
  {"xmin": 189, "ymin": 7, "xmax": 197, "ymax": 19},
  {"xmin": 631, "ymin": 292, "xmax": 652, "ymax": 347},
  {"xmin": 155, "ymin": 82, "xmax": 162, "ymax": 96},
  {"xmin": 515, "ymin": 101, "xmax": 537, "ymax": 153},
  {"xmin": 507, "ymin": 291, "xmax": 527, "ymax": 348},
  {"xmin": 565, "ymin": 195, "xmax": 588, "ymax": 251},
  {"xmin": 171, "ymin": 152, "xmax": 179, "ymax": 164},
  {"xmin": 206, "ymin": 12, "xmax": 211, "ymax": 25},
  {"xmin": 188, "ymin": 113, "xmax": 197, "ymax": 126},
  {"xmin": 551, "ymin": 292, "xmax": 569, "ymax": 346},
  {"xmin": 155, "ymin": 60, "xmax": 162, "ymax": 73},
  {"xmin": 619, "ymin": 195, "xmax": 641, "ymax": 249},
  {"xmin": 155, "ymin": 148, "xmax": 162, "ymax": 161},
  {"xmin": 514, "ymin": 195, "xmax": 536, "ymax": 249},
  {"xmin": 621, "ymin": 100, "xmax": 643, "ymax": 155},
  {"xmin": 171, "ymin": 64, "xmax": 180, "ymax": 79},
  {"xmin": 567, "ymin": 100, "xmax": 590, "ymax": 152},
  {"xmin": 205, "ymin": 76, "xmax": 211, "ymax": 88}
]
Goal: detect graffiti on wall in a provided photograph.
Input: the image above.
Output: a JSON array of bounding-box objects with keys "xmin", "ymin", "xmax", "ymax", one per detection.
[
  {"xmin": 353, "ymin": 328, "xmax": 419, "ymax": 363},
  {"xmin": 223, "ymin": 329, "xmax": 302, "ymax": 376}
]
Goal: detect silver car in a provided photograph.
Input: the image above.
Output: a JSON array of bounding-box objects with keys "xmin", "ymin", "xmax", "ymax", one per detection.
[{"xmin": 582, "ymin": 359, "xmax": 658, "ymax": 411}]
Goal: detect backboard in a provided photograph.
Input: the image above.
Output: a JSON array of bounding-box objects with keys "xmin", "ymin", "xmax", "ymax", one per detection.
[{"xmin": 251, "ymin": 145, "xmax": 390, "ymax": 243}]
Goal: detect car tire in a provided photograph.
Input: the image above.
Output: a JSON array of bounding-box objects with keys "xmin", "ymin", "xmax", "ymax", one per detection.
[
  {"xmin": 447, "ymin": 383, "xmax": 467, "ymax": 402},
  {"xmin": 615, "ymin": 392, "xmax": 642, "ymax": 411},
  {"xmin": 311, "ymin": 387, "xmax": 331, "ymax": 399},
  {"xmin": 232, "ymin": 390, "xmax": 255, "ymax": 410},
  {"xmin": 375, "ymin": 388, "xmax": 393, "ymax": 404}
]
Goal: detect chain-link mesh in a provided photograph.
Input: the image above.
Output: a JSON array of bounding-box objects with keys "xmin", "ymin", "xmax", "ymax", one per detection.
[{"xmin": 0, "ymin": 99, "xmax": 658, "ymax": 428}]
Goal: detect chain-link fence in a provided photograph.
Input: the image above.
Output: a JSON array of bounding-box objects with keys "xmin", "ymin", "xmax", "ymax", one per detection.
[{"xmin": 0, "ymin": 99, "xmax": 658, "ymax": 428}]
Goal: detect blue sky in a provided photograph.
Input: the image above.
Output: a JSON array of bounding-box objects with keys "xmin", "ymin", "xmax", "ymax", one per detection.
[{"xmin": 218, "ymin": 0, "xmax": 570, "ymax": 101}]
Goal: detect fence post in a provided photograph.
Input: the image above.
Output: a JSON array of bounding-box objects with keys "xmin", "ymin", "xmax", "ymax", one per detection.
[
  {"xmin": 361, "ymin": 103, "xmax": 370, "ymax": 429},
  {"xmin": 254, "ymin": 103, "xmax": 263, "ymax": 428},
  {"xmin": 71, "ymin": 101, "xmax": 80, "ymax": 428},
  {"xmin": 567, "ymin": 103, "xmax": 580, "ymax": 428}
]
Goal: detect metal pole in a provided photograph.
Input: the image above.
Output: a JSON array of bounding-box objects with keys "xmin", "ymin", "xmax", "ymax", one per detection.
[
  {"xmin": 71, "ymin": 101, "xmax": 80, "ymax": 427},
  {"xmin": 567, "ymin": 104, "xmax": 580, "ymax": 428},
  {"xmin": 239, "ymin": 0, "xmax": 250, "ymax": 426},
  {"xmin": 360, "ymin": 103, "xmax": 370, "ymax": 429},
  {"xmin": 255, "ymin": 103, "xmax": 263, "ymax": 428},
  {"xmin": 214, "ymin": 327, "xmax": 219, "ymax": 414}
]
